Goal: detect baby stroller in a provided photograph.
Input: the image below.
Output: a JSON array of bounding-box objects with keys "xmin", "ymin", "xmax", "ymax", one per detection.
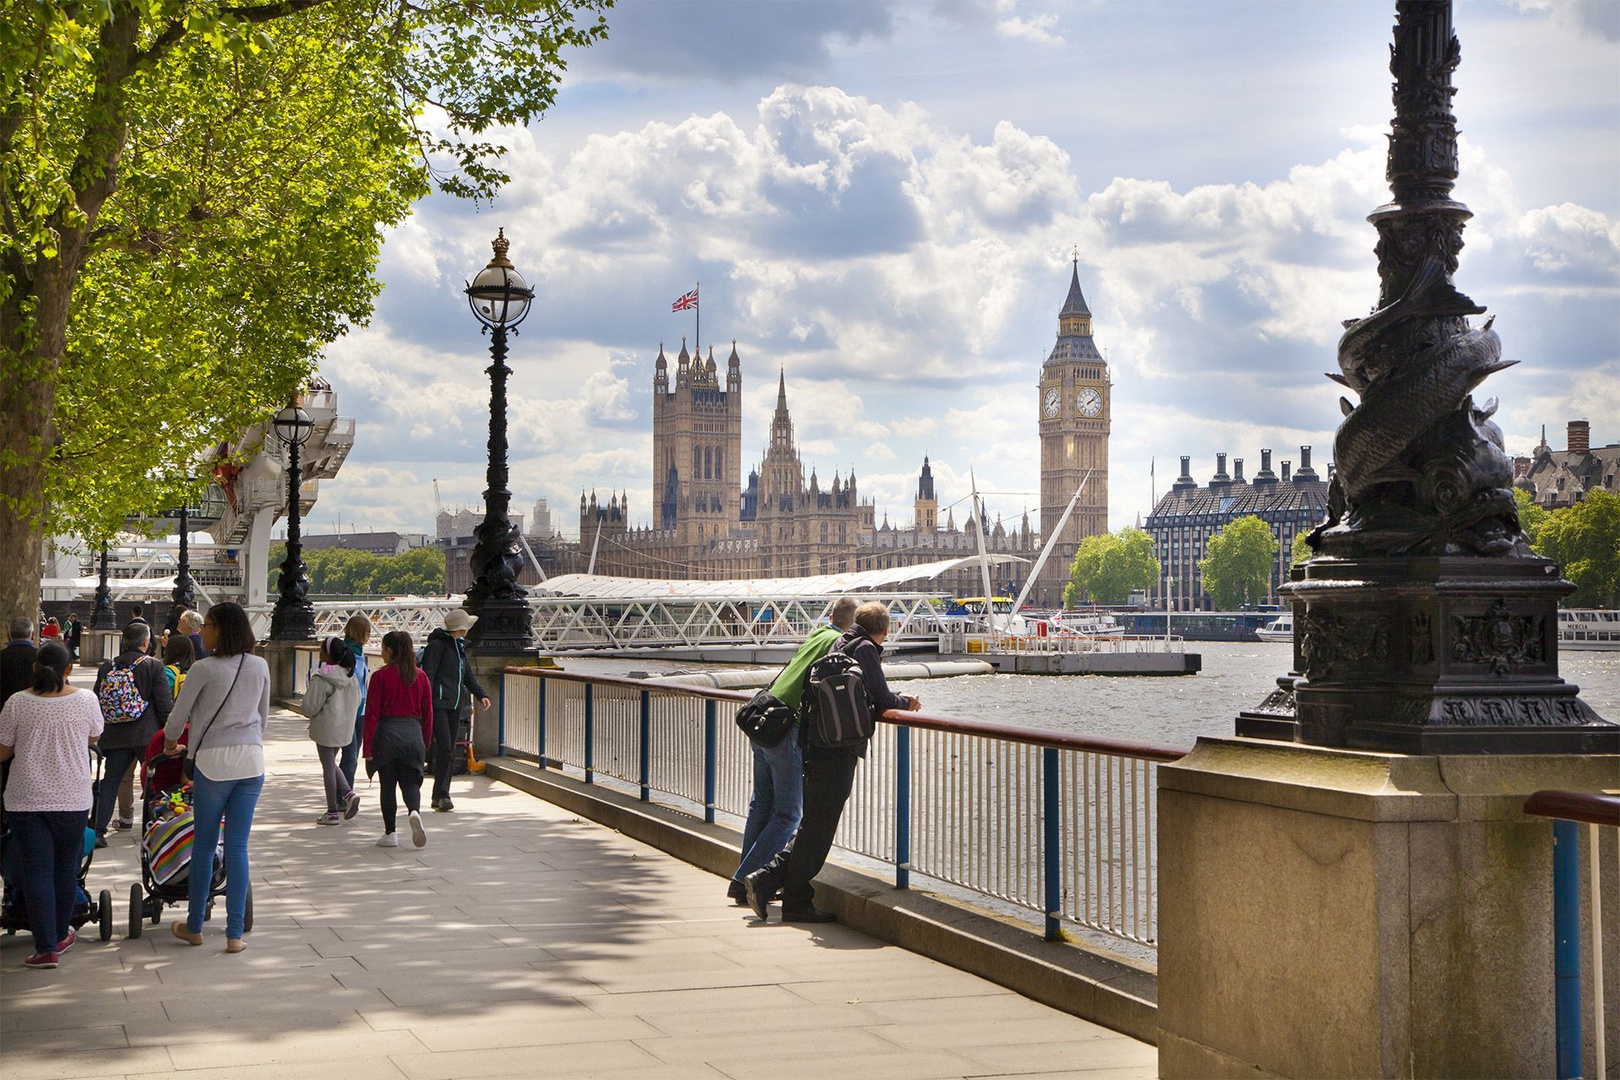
[
  {"xmin": 0, "ymin": 749, "xmax": 115, "ymax": 943},
  {"xmin": 124, "ymin": 730, "xmax": 248, "ymax": 939}
]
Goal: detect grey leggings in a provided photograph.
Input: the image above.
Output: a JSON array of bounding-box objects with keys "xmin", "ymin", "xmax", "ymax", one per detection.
[{"xmin": 317, "ymin": 744, "xmax": 350, "ymax": 813}]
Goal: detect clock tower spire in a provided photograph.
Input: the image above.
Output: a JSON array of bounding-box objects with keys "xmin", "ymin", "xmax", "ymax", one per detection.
[{"xmin": 1036, "ymin": 258, "xmax": 1111, "ymax": 606}]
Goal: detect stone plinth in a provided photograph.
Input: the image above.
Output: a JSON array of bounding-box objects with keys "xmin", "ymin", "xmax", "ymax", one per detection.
[
  {"xmin": 467, "ymin": 652, "xmax": 556, "ymax": 759},
  {"xmin": 79, "ymin": 629, "xmax": 123, "ymax": 665},
  {"xmin": 1156, "ymin": 736, "xmax": 1617, "ymax": 1078},
  {"xmin": 261, "ymin": 638, "xmax": 309, "ymax": 702}
]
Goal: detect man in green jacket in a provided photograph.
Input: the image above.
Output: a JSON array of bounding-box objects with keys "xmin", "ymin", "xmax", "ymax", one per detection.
[{"xmin": 727, "ymin": 596, "xmax": 858, "ymax": 904}]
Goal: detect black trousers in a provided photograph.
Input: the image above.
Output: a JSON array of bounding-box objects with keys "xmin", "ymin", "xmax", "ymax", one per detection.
[
  {"xmin": 759, "ymin": 744, "xmax": 861, "ymax": 912},
  {"xmin": 429, "ymin": 708, "xmax": 461, "ymax": 803}
]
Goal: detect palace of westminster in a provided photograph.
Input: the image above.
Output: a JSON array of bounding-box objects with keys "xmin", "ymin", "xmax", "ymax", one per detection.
[{"xmin": 438, "ymin": 263, "xmax": 1400, "ymax": 610}]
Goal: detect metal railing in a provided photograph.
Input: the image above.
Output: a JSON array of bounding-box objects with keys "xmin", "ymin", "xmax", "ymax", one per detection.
[
  {"xmin": 1525, "ymin": 789, "xmax": 1619, "ymax": 1080},
  {"xmin": 499, "ymin": 668, "xmax": 1185, "ymax": 949}
]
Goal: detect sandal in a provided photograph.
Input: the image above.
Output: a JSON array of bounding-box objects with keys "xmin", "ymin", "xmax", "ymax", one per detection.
[{"xmin": 171, "ymin": 921, "xmax": 202, "ymax": 946}]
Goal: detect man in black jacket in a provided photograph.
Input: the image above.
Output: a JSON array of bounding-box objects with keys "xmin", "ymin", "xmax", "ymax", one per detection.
[
  {"xmin": 91, "ymin": 623, "xmax": 172, "ymax": 844},
  {"xmin": 745, "ymin": 601, "xmax": 919, "ymax": 924},
  {"xmin": 0, "ymin": 616, "xmax": 37, "ymax": 710},
  {"xmin": 420, "ymin": 610, "xmax": 490, "ymax": 812}
]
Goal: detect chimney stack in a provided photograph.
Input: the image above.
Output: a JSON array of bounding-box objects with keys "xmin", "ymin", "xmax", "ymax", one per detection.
[
  {"xmin": 1568, "ymin": 420, "xmax": 1591, "ymax": 455},
  {"xmin": 1294, "ymin": 445, "xmax": 1319, "ymax": 482},
  {"xmin": 1283, "ymin": 460, "xmax": 1292, "ymax": 482},
  {"xmin": 1233, "ymin": 458, "xmax": 1246, "ymax": 483},
  {"xmin": 1214, "ymin": 453, "xmax": 1231, "ymax": 484}
]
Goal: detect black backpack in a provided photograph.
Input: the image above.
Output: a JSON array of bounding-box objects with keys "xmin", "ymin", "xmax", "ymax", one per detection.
[{"xmin": 801, "ymin": 641, "xmax": 875, "ymax": 749}]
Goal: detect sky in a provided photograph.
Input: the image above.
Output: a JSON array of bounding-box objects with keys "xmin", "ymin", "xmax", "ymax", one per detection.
[{"xmin": 312, "ymin": 0, "xmax": 1620, "ymax": 545}]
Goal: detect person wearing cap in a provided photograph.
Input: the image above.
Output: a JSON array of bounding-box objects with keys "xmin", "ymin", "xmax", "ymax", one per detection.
[{"xmin": 419, "ymin": 609, "xmax": 490, "ymax": 812}]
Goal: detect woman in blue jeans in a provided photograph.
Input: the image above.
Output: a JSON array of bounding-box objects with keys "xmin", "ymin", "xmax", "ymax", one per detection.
[{"xmin": 161, "ymin": 602, "xmax": 270, "ymax": 954}]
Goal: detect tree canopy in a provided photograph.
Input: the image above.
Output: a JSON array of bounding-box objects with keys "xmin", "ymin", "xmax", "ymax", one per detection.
[
  {"xmin": 1198, "ymin": 516, "xmax": 1278, "ymax": 609},
  {"xmin": 0, "ymin": 0, "xmax": 610, "ymax": 618},
  {"xmin": 268, "ymin": 542, "xmax": 445, "ymax": 597},
  {"xmin": 1062, "ymin": 527, "xmax": 1160, "ymax": 607},
  {"xmin": 1533, "ymin": 489, "xmax": 1619, "ymax": 609}
]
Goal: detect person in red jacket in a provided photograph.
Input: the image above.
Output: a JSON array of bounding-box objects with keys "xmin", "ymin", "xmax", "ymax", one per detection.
[{"xmin": 362, "ymin": 631, "xmax": 433, "ymax": 849}]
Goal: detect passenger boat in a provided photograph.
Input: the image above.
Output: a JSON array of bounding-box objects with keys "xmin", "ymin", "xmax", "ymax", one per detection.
[
  {"xmin": 1557, "ymin": 609, "xmax": 1620, "ymax": 651},
  {"xmin": 1255, "ymin": 613, "xmax": 1293, "ymax": 642}
]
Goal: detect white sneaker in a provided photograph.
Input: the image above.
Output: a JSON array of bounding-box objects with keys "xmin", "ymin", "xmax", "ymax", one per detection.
[
  {"xmin": 376, "ymin": 833, "xmax": 398, "ymax": 848},
  {"xmin": 408, "ymin": 810, "xmax": 427, "ymax": 848}
]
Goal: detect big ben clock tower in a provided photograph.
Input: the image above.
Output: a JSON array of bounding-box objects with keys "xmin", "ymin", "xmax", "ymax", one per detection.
[{"xmin": 1036, "ymin": 259, "xmax": 1110, "ymax": 607}]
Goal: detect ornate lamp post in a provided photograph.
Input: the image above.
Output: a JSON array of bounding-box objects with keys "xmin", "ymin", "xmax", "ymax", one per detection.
[
  {"xmin": 168, "ymin": 483, "xmax": 226, "ymax": 613},
  {"xmin": 90, "ymin": 541, "xmax": 117, "ymax": 629},
  {"xmin": 270, "ymin": 398, "xmax": 316, "ymax": 641},
  {"xmin": 462, "ymin": 229, "xmax": 536, "ymax": 653},
  {"xmin": 1237, "ymin": 0, "xmax": 1612, "ymax": 753}
]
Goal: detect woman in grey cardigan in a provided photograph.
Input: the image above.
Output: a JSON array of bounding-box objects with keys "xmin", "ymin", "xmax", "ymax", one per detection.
[
  {"xmin": 161, "ymin": 602, "xmax": 270, "ymax": 954},
  {"xmin": 301, "ymin": 637, "xmax": 361, "ymax": 825}
]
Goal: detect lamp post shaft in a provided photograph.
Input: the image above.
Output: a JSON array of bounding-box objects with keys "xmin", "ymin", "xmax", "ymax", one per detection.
[
  {"xmin": 91, "ymin": 541, "xmax": 117, "ymax": 629},
  {"xmin": 270, "ymin": 434, "xmax": 315, "ymax": 640},
  {"xmin": 172, "ymin": 504, "xmax": 196, "ymax": 612},
  {"xmin": 464, "ymin": 326, "xmax": 535, "ymax": 653}
]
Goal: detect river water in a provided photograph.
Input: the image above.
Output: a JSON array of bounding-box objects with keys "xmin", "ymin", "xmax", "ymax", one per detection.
[{"xmin": 565, "ymin": 642, "xmax": 1620, "ymax": 751}]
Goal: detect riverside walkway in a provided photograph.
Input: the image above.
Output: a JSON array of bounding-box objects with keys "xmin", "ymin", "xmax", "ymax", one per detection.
[{"xmin": 0, "ymin": 701, "xmax": 1155, "ymax": 1080}]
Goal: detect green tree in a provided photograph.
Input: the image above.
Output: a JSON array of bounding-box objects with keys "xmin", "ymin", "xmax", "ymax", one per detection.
[
  {"xmin": 1, "ymin": 0, "xmax": 610, "ymax": 618},
  {"xmin": 1063, "ymin": 527, "xmax": 1161, "ymax": 606},
  {"xmin": 1536, "ymin": 489, "xmax": 1620, "ymax": 608},
  {"xmin": 1199, "ymin": 516, "xmax": 1279, "ymax": 609},
  {"xmin": 1291, "ymin": 532, "xmax": 1313, "ymax": 567},
  {"xmin": 269, "ymin": 542, "xmax": 444, "ymax": 597},
  {"xmin": 1513, "ymin": 487, "xmax": 1550, "ymax": 548}
]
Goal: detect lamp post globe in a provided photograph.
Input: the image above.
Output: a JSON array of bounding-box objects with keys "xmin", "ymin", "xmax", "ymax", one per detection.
[
  {"xmin": 462, "ymin": 229, "xmax": 536, "ymax": 654},
  {"xmin": 269, "ymin": 398, "xmax": 316, "ymax": 641}
]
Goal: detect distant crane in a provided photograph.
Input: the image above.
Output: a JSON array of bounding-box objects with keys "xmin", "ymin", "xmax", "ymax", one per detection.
[{"xmin": 432, "ymin": 479, "xmax": 442, "ymax": 519}]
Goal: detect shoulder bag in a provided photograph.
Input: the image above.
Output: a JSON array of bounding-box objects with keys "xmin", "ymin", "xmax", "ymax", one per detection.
[
  {"xmin": 183, "ymin": 656, "xmax": 246, "ymax": 782},
  {"xmin": 734, "ymin": 688, "xmax": 797, "ymax": 748}
]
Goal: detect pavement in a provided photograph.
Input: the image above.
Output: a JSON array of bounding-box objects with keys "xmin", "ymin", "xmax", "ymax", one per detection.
[{"xmin": 0, "ymin": 704, "xmax": 1157, "ymax": 1079}]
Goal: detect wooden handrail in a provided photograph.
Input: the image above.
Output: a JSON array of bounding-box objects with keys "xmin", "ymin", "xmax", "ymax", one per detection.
[
  {"xmin": 1524, "ymin": 789, "xmax": 1620, "ymax": 829},
  {"xmin": 503, "ymin": 665, "xmax": 1191, "ymax": 764}
]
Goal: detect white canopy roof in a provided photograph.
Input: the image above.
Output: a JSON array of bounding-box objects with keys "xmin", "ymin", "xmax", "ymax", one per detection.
[{"xmin": 535, "ymin": 554, "xmax": 1028, "ymax": 601}]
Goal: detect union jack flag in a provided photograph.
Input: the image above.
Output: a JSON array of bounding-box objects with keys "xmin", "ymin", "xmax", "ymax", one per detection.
[{"xmin": 671, "ymin": 288, "xmax": 699, "ymax": 312}]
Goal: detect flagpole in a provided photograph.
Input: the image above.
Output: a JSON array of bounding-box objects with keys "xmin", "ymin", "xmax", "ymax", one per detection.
[{"xmin": 694, "ymin": 281, "xmax": 700, "ymax": 354}]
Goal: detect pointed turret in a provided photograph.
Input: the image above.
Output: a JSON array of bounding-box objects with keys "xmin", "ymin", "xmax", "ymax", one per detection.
[
  {"xmin": 726, "ymin": 340, "xmax": 741, "ymax": 393},
  {"xmin": 654, "ymin": 341, "xmax": 669, "ymax": 394},
  {"xmin": 1045, "ymin": 256, "xmax": 1102, "ymax": 367}
]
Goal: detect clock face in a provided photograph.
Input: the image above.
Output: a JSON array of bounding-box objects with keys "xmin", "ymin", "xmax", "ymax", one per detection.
[
  {"xmin": 1077, "ymin": 386, "xmax": 1103, "ymax": 418},
  {"xmin": 1043, "ymin": 387, "xmax": 1061, "ymax": 418}
]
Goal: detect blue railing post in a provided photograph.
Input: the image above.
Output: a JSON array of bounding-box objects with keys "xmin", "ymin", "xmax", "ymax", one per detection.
[
  {"xmin": 895, "ymin": 724, "xmax": 911, "ymax": 890},
  {"xmin": 536, "ymin": 675, "xmax": 547, "ymax": 769},
  {"xmin": 703, "ymin": 700, "xmax": 717, "ymax": 824},
  {"xmin": 497, "ymin": 672, "xmax": 506, "ymax": 754},
  {"xmin": 639, "ymin": 689, "xmax": 651, "ymax": 802},
  {"xmin": 1553, "ymin": 818, "xmax": 1582, "ymax": 1080},
  {"xmin": 1042, "ymin": 746, "xmax": 1061, "ymax": 942},
  {"xmin": 583, "ymin": 683, "xmax": 594, "ymax": 785}
]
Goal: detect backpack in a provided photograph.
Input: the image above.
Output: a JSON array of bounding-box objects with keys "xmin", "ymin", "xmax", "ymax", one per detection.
[
  {"xmin": 98, "ymin": 658, "xmax": 149, "ymax": 723},
  {"xmin": 801, "ymin": 642, "xmax": 875, "ymax": 749}
]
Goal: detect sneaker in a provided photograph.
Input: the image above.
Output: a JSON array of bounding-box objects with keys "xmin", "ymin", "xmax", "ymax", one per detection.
[
  {"xmin": 376, "ymin": 832, "xmax": 398, "ymax": 848},
  {"xmin": 110, "ymin": 817, "xmax": 133, "ymax": 831},
  {"xmin": 408, "ymin": 811, "xmax": 427, "ymax": 848},
  {"xmin": 57, "ymin": 928, "xmax": 76, "ymax": 954},
  {"xmin": 93, "ymin": 835, "xmax": 107, "ymax": 849},
  {"xmin": 343, "ymin": 790, "xmax": 361, "ymax": 820},
  {"xmin": 23, "ymin": 952, "xmax": 58, "ymax": 970},
  {"xmin": 315, "ymin": 812, "xmax": 341, "ymax": 826},
  {"xmin": 435, "ymin": 798, "xmax": 454, "ymax": 812}
]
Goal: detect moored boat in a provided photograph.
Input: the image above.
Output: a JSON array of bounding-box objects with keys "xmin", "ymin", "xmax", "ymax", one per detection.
[
  {"xmin": 1558, "ymin": 609, "xmax": 1620, "ymax": 651},
  {"xmin": 1255, "ymin": 613, "xmax": 1293, "ymax": 642}
]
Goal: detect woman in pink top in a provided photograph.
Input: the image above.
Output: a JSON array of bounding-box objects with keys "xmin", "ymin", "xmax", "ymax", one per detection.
[
  {"xmin": 0, "ymin": 642, "xmax": 104, "ymax": 969},
  {"xmin": 362, "ymin": 631, "xmax": 433, "ymax": 849}
]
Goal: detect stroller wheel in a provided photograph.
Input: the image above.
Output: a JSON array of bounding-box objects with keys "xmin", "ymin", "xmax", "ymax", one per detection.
[
  {"xmin": 99, "ymin": 889, "xmax": 113, "ymax": 941},
  {"xmin": 128, "ymin": 883, "xmax": 143, "ymax": 939},
  {"xmin": 150, "ymin": 899, "xmax": 162, "ymax": 925},
  {"xmin": 243, "ymin": 885, "xmax": 253, "ymax": 934}
]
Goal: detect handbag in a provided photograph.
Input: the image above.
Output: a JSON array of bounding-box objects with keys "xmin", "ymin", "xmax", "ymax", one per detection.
[
  {"xmin": 183, "ymin": 656, "xmax": 245, "ymax": 782},
  {"xmin": 734, "ymin": 688, "xmax": 797, "ymax": 748}
]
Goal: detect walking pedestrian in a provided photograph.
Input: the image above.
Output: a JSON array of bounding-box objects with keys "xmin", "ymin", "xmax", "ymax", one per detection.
[
  {"xmin": 0, "ymin": 642, "xmax": 103, "ymax": 969},
  {"xmin": 744, "ymin": 601, "xmax": 919, "ymax": 924},
  {"xmin": 300, "ymin": 637, "xmax": 361, "ymax": 826},
  {"xmin": 177, "ymin": 608, "xmax": 209, "ymax": 660},
  {"xmin": 163, "ymin": 601, "xmax": 270, "ymax": 954},
  {"xmin": 420, "ymin": 610, "xmax": 489, "ymax": 812},
  {"xmin": 61, "ymin": 614, "xmax": 81, "ymax": 662},
  {"xmin": 1, "ymin": 615, "xmax": 38, "ymax": 710},
  {"xmin": 363, "ymin": 631, "xmax": 432, "ymax": 848},
  {"xmin": 336, "ymin": 615, "xmax": 371, "ymax": 792},
  {"xmin": 91, "ymin": 623, "xmax": 171, "ymax": 845},
  {"xmin": 727, "ymin": 597, "xmax": 857, "ymax": 905}
]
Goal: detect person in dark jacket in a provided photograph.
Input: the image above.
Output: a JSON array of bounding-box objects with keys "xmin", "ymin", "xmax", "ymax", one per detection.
[
  {"xmin": 61, "ymin": 614, "xmax": 81, "ymax": 661},
  {"xmin": 744, "ymin": 601, "xmax": 919, "ymax": 924},
  {"xmin": 1, "ymin": 616, "xmax": 38, "ymax": 710},
  {"xmin": 90, "ymin": 623, "xmax": 172, "ymax": 844},
  {"xmin": 419, "ymin": 610, "xmax": 489, "ymax": 812}
]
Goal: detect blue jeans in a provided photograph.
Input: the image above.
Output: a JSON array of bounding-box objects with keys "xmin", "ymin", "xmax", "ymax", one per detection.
[
  {"xmin": 733, "ymin": 734, "xmax": 803, "ymax": 886},
  {"xmin": 338, "ymin": 711, "xmax": 364, "ymax": 790},
  {"xmin": 92, "ymin": 744, "xmax": 142, "ymax": 837},
  {"xmin": 187, "ymin": 769, "xmax": 263, "ymax": 939},
  {"xmin": 10, "ymin": 810, "xmax": 83, "ymax": 954}
]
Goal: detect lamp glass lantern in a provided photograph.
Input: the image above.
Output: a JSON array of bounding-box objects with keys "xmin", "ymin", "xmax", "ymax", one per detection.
[
  {"xmin": 465, "ymin": 228, "xmax": 535, "ymax": 330},
  {"xmin": 272, "ymin": 402, "xmax": 315, "ymax": 448}
]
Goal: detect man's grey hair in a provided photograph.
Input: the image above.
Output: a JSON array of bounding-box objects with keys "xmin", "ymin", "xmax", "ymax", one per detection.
[
  {"xmin": 178, "ymin": 609, "xmax": 204, "ymax": 634},
  {"xmin": 829, "ymin": 597, "xmax": 858, "ymax": 629},
  {"xmin": 122, "ymin": 623, "xmax": 151, "ymax": 651},
  {"xmin": 8, "ymin": 616, "xmax": 32, "ymax": 640}
]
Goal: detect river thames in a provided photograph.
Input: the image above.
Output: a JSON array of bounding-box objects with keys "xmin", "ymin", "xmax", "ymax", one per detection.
[{"xmin": 570, "ymin": 642, "xmax": 1620, "ymax": 751}]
